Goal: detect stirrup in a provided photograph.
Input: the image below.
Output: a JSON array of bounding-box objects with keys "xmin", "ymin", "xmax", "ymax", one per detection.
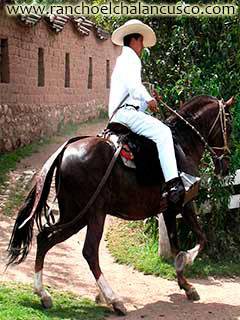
[{"xmin": 180, "ymin": 172, "xmax": 200, "ymax": 204}]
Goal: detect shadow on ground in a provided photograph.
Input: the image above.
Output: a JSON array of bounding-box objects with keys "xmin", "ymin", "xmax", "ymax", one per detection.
[{"xmin": 109, "ymin": 294, "xmax": 240, "ymax": 320}]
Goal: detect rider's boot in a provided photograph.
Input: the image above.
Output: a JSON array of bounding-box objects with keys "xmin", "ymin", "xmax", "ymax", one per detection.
[{"xmin": 166, "ymin": 177, "xmax": 185, "ymax": 206}]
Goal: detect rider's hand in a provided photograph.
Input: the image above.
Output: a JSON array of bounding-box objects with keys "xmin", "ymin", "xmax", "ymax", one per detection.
[
  {"xmin": 152, "ymin": 89, "xmax": 162, "ymax": 102},
  {"xmin": 148, "ymin": 99, "xmax": 158, "ymax": 113}
]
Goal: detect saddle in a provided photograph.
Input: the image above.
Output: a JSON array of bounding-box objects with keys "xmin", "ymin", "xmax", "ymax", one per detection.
[{"xmin": 101, "ymin": 122, "xmax": 164, "ymax": 186}]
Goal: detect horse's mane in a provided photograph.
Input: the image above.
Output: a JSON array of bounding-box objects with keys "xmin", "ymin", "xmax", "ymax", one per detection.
[
  {"xmin": 166, "ymin": 95, "xmax": 219, "ymax": 154},
  {"xmin": 167, "ymin": 95, "xmax": 218, "ymax": 125}
]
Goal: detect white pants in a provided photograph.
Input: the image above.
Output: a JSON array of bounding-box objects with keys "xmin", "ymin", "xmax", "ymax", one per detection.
[{"xmin": 111, "ymin": 106, "xmax": 178, "ymax": 182}]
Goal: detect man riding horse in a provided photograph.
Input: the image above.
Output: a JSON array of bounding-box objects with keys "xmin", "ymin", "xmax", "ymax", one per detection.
[
  {"xmin": 7, "ymin": 18, "xmax": 234, "ymax": 317},
  {"xmin": 109, "ymin": 19, "xmax": 188, "ymax": 206}
]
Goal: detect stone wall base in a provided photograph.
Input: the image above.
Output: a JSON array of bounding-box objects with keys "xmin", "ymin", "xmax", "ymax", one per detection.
[{"xmin": 0, "ymin": 101, "xmax": 105, "ymax": 152}]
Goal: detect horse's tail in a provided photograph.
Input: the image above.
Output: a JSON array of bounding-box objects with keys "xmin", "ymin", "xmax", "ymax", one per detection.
[
  {"xmin": 7, "ymin": 162, "xmax": 57, "ymax": 266},
  {"xmin": 7, "ymin": 144, "xmax": 72, "ymax": 267},
  {"xmin": 7, "ymin": 184, "xmax": 37, "ymax": 265},
  {"xmin": 7, "ymin": 136, "xmax": 88, "ymax": 266}
]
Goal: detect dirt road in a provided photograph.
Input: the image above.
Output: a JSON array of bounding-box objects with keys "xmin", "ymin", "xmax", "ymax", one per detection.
[{"xmin": 0, "ymin": 119, "xmax": 239, "ymax": 320}]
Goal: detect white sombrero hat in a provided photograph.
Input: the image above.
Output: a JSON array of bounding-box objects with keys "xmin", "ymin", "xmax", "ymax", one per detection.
[{"xmin": 111, "ymin": 19, "xmax": 156, "ymax": 48}]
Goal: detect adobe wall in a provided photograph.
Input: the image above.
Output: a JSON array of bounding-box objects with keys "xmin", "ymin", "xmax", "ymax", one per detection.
[{"xmin": 0, "ymin": 9, "xmax": 120, "ymax": 152}]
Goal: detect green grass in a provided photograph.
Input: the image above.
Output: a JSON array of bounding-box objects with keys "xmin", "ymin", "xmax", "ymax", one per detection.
[
  {"xmin": 185, "ymin": 257, "xmax": 240, "ymax": 278},
  {"xmin": 0, "ymin": 282, "xmax": 110, "ymax": 320},
  {"xmin": 0, "ymin": 138, "xmax": 50, "ymax": 186},
  {"xmin": 107, "ymin": 220, "xmax": 240, "ymax": 279},
  {"xmin": 107, "ymin": 220, "xmax": 176, "ymax": 280}
]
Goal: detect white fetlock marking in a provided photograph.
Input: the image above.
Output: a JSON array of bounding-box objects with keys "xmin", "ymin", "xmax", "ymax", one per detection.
[
  {"xmin": 96, "ymin": 274, "xmax": 120, "ymax": 304},
  {"xmin": 34, "ymin": 270, "xmax": 43, "ymax": 295},
  {"xmin": 34, "ymin": 270, "xmax": 50, "ymax": 299},
  {"xmin": 186, "ymin": 244, "xmax": 200, "ymax": 265}
]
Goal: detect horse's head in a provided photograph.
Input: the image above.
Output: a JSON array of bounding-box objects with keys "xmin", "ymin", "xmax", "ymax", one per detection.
[
  {"xmin": 168, "ymin": 95, "xmax": 234, "ymax": 177},
  {"xmin": 207, "ymin": 97, "xmax": 234, "ymax": 176}
]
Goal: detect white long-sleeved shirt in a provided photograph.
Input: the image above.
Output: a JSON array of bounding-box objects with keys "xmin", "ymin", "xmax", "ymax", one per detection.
[{"xmin": 108, "ymin": 46, "xmax": 153, "ymax": 118}]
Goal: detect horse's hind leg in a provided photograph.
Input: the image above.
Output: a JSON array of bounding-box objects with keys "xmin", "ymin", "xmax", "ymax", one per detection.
[
  {"xmin": 82, "ymin": 211, "xmax": 127, "ymax": 315},
  {"xmin": 34, "ymin": 199, "xmax": 87, "ymax": 308}
]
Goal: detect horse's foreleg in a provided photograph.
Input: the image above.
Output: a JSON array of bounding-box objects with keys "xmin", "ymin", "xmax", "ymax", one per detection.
[
  {"xmin": 82, "ymin": 212, "xmax": 127, "ymax": 315},
  {"xmin": 163, "ymin": 209, "xmax": 179, "ymax": 256},
  {"xmin": 176, "ymin": 202, "xmax": 207, "ymax": 269},
  {"xmin": 174, "ymin": 202, "xmax": 207, "ymax": 301},
  {"xmin": 163, "ymin": 208, "xmax": 199, "ymax": 300},
  {"xmin": 182, "ymin": 202, "xmax": 207, "ymax": 251}
]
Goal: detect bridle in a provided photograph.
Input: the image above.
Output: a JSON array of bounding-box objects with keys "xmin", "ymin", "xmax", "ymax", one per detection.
[
  {"xmin": 207, "ymin": 99, "xmax": 231, "ymax": 159},
  {"xmin": 158, "ymin": 98, "xmax": 231, "ymax": 165}
]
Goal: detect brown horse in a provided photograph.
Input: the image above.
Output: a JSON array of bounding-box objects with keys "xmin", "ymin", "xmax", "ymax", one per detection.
[{"xmin": 7, "ymin": 95, "xmax": 233, "ymax": 315}]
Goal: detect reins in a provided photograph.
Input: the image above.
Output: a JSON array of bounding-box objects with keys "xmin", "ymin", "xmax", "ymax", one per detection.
[{"xmin": 158, "ymin": 98, "xmax": 230, "ymax": 161}]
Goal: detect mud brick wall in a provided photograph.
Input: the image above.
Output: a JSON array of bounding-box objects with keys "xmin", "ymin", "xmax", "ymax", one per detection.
[{"xmin": 0, "ymin": 9, "xmax": 120, "ymax": 152}]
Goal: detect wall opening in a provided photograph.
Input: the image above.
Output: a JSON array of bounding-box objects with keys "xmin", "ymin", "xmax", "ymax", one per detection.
[
  {"xmin": 0, "ymin": 39, "xmax": 10, "ymax": 83},
  {"xmin": 106, "ymin": 59, "xmax": 110, "ymax": 89},
  {"xmin": 88, "ymin": 57, "xmax": 93, "ymax": 89},
  {"xmin": 38, "ymin": 48, "xmax": 45, "ymax": 87},
  {"xmin": 65, "ymin": 52, "xmax": 70, "ymax": 88}
]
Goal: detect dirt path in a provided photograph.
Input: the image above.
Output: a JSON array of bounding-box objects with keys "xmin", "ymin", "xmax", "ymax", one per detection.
[{"xmin": 0, "ymin": 119, "xmax": 239, "ymax": 320}]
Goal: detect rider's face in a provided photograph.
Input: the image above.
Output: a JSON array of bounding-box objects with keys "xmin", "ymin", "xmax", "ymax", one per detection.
[{"xmin": 130, "ymin": 35, "xmax": 144, "ymax": 56}]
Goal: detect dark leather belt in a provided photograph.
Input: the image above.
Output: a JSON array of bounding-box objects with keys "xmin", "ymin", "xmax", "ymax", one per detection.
[{"xmin": 123, "ymin": 104, "xmax": 139, "ymax": 111}]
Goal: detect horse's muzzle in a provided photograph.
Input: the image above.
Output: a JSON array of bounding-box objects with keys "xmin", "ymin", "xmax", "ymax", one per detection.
[{"xmin": 214, "ymin": 155, "xmax": 230, "ymax": 177}]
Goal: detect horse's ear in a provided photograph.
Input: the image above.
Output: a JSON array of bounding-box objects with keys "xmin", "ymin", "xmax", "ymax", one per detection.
[{"xmin": 225, "ymin": 96, "xmax": 235, "ymax": 109}]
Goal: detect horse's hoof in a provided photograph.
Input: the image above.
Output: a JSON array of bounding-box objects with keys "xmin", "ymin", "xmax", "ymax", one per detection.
[
  {"xmin": 41, "ymin": 295, "xmax": 53, "ymax": 309},
  {"xmin": 112, "ymin": 301, "xmax": 127, "ymax": 316},
  {"xmin": 175, "ymin": 251, "xmax": 187, "ymax": 272},
  {"xmin": 186, "ymin": 287, "xmax": 200, "ymax": 301},
  {"xmin": 95, "ymin": 292, "xmax": 106, "ymax": 304}
]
